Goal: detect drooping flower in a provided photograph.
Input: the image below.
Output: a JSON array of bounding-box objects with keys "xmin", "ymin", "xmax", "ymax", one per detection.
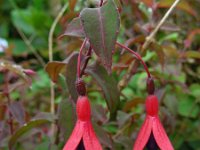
[
  {"xmin": 63, "ymin": 96, "xmax": 102, "ymax": 150},
  {"xmin": 133, "ymin": 95, "xmax": 174, "ymax": 150}
]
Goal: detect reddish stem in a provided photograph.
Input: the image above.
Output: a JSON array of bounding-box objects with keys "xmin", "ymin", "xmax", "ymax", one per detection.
[
  {"xmin": 80, "ymin": 46, "xmax": 92, "ymax": 77},
  {"xmin": 116, "ymin": 42, "xmax": 151, "ymax": 78},
  {"xmin": 77, "ymin": 39, "xmax": 87, "ymax": 78},
  {"xmin": 100, "ymin": 0, "xmax": 103, "ymax": 6},
  {"xmin": 4, "ymin": 71, "xmax": 14, "ymax": 135}
]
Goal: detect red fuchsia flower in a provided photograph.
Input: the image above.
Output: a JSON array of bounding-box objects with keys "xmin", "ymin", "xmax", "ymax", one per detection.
[
  {"xmin": 63, "ymin": 96, "xmax": 102, "ymax": 150},
  {"xmin": 133, "ymin": 95, "xmax": 174, "ymax": 150}
]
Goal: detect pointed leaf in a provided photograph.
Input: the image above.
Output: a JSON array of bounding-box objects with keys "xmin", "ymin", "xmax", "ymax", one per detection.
[
  {"xmin": 57, "ymin": 98, "xmax": 76, "ymax": 141},
  {"xmin": 65, "ymin": 52, "xmax": 79, "ymax": 101},
  {"xmin": 85, "ymin": 63, "xmax": 120, "ymax": 120},
  {"xmin": 157, "ymin": 0, "xmax": 196, "ymax": 16},
  {"xmin": 80, "ymin": 0, "xmax": 120, "ymax": 73},
  {"xmin": 59, "ymin": 17, "xmax": 85, "ymax": 38},
  {"xmin": 9, "ymin": 119, "xmax": 52, "ymax": 149},
  {"xmin": 8, "ymin": 101, "xmax": 25, "ymax": 126},
  {"xmin": 45, "ymin": 52, "xmax": 79, "ymax": 101},
  {"xmin": 45, "ymin": 61, "xmax": 66, "ymax": 83}
]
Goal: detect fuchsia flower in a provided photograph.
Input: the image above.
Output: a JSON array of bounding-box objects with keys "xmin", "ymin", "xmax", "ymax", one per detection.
[
  {"xmin": 133, "ymin": 95, "xmax": 174, "ymax": 150},
  {"xmin": 63, "ymin": 96, "xmax": 102, "ymax": 150}
]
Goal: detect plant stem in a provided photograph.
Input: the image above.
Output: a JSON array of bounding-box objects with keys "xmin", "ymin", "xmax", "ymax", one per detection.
[
  {"xmin": 4, "ymin": 71, "xmax": 14, "ymax": 135},
  {"xmin": 116, "ymin": 42, "xmax": 151, "ymax": 78},
  {"xmin": 48, "ymin": 2, "xmax": 68, "ymax": 138},
  {"xmin": 15, "ymin": 25, "xmax": 45, "ymax": 67},
  {"xmin": 80, "ymin": 46, "xmax": 92, "ymax": 77},
  {"xmin": 77, "ymin": 39, "xmax": 87, "ymax": 78},
  {"xmin": 142, "ymin": 0, "xmax": 181, "ymax": 51},
  {"xmin": 100, "ymin": 0, "xmax": 103, "ymax": 6}
]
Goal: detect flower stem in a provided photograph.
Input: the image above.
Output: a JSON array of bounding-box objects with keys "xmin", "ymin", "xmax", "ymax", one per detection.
[
  {"xmin": 142, "ymin": 0, "xmax": 181, "ymax": 51},
  {"xmin": 116, "ymin": 42, "xmax": 151, "ymax": 78},
  {"xmin": 80, "ymin": 46, "xmax": 92, "ymax": 77},
  {"xmin": 77, "ymin": 39, "xmax": 87, "ymax": 79}
]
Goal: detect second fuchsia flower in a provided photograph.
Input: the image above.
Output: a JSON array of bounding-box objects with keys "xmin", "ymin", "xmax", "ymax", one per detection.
[
  {"xmin": 63, "ymin": 96, "xmax": 102, "ymax": 150},
  {"xmin": 133, "ymin": 95, "xmax": 174, "ymax": 150}
]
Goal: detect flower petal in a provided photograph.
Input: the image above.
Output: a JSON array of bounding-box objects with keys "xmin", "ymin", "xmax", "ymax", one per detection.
[
  {"xmin": 83, "ymin": 122, "xmax": 102, "ymax": 150},
  {"xmin": 133, "ymin": 116, "xmax": 153, "ymax": 150},
  {"xmin": 63, "ymin": 120, "xmax": 84, "ymax": 150},
  {"xmin": 152, "ymin": 117, "xmax": 174, "ymax": 150}
]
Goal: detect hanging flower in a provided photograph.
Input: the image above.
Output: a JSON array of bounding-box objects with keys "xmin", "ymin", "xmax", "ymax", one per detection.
[
  {"xmin": 63, "ymin": 96, "xmax": 102, "ymax": 150},
  {"xmin": 133, "ymin": 95, "xmax": 174, "ymax": 150}
]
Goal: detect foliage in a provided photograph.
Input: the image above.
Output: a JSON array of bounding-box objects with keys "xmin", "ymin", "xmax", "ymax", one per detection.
[{"xmin": 0, "ymin": 0, "xmax": 200, "ymax": 149}]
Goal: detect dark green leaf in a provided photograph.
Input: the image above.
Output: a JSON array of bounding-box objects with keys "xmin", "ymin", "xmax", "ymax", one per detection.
[
  {"xmin": 59, "ymin": 17, "xmax": 85, "ymax": 38},
  {"xmin": 8, "ymin": 101, "xmax": 25, "ymax": 126},
  {"xmin": 80, "ymin": 0, "xmax": 120, "ymax": 73},
  {"xmin": 86, "ymin": 63, "xmax": 120, "ymax": 119},
  {"xmin": 9, "ymin": 119, "xmax": 52, "ymax": 149},
  {"xmin": 45, "ymin": 52, "xmax": 79, "ymax": 101},
  {"xmin": 57, "ymin": 98, "xmax": 76, "ymax": 141}
]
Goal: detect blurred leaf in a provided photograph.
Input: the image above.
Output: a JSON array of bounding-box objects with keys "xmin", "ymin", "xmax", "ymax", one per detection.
[
  {"xmin": 117, "ymin": 111, "xmax": 132, "ymax": 128},
  {"xmin": 159, "ymin": 33, "xmax": 179, "ymax": 43},
  {"xmin": 69, "ymin": 0, "xmax": 77, "ymax": 11},
  {"xmin": 150, "ymin": 43, "xmax": 165, "ymax": 68},
  {"xmin": 86, "ymin": 63, "xmax": 120, "ymax": 120},
  {"xmin": 45, "ymin": 52, "xmax": 78, "ymax": 101},
  {"xmin": 163, "ymin": 95, "xmax": 178, "ymax": 115},
  {"xmin": 189, "ymin": 84, "xmax": 200, "ymax": 98},
  {"xmin": 184, "ymin": 51, "xmax": 200, "ymax": 59},
  {"xmin": 157, "ymin": 0, "xmax": 196, "ymax": 16},
  {"xmin": 80, "ymin": 0, "xmax": 120, "ymax": 73},
  {"xmin": 45, "ymin": 61, "xmax": 66, "ymax": 83},
  {"xmin": 91, "ymin": 104, "xmax": 107, "ymax": 124},
  {"xmin": 8, "ymin": 101, "xmax": 25, "ymax": 126},
  {"xmin": 123, "ymin": 97, "xmax": 144, "ymax": 112},
  {"xmin": 65, "ymin": 52, "xmax": 79, "ymax": 101},
  {"xmin": 59, "ymin": 17, "xmax": 85, "ymax": 38},
  {"xmin": 93, "ymin": 123, "xmax": 113, "ymax": 149},
  {"xmin": 184, "ymin": 29, "xmax": 200, "ymax": 48},
  {"xmin": 57, "ymin": 98, "xmax": 76, "ymax": 141},
  {"xmin": 141, "ymin": 0, "xmax": 154, "ymax": 8},
  {"xmin": 9, "ymin": 119, "xmax": 52, "ymax": 149},
  {"xmin": 0, "ymin": 61, "xmax": 31, "ymax": 85},
  {"xmin": 178, "ymin": 96, "xmax": 200, "ymax": 118}
]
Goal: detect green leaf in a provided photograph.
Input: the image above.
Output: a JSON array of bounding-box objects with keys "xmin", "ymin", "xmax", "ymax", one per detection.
[
  {"xmin": 45, "ymin": 52, "xmax": 79, "ymax": 101},
  {"xmin": 59, "ymin": 17, "xmax": 85, "ymax": 38},
  {"xmin": 86, "ymin": 63, "xmax": 120, "ymax": 120},
  {"xmin": 57, "ymin": 98, "xmax": 76, "ymax": 141},
  {"xmin": 178, "ymin": 96, "xmax": 200, "ymax": 118},
  {"xmin": 80, "ymin": 0, "xmax": 120, "ymax": 73},
  {"xmin": 9, "ymin": 119, "xmax": 52, "ymax": 149},
  {"xmin": 65, "ymin": 52, "xmax": 79, "ymax": 101}
]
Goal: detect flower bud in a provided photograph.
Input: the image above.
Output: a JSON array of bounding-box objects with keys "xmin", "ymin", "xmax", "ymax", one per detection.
[{"xmin": 76, "ymin": 78, "xmax": 86, "ymax": 96}]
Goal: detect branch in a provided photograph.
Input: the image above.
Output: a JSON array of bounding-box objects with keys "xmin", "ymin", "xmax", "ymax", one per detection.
[
  {"xmin": 48, "ymin": 2, "xmax": 68, "ymax": 134},
  {"xmin": 142, "ymin": 0, "xmax": 181, "ymax": 51},
  {"xmin": 15, "ymin": 26, "xmax": 45, "ymax": 67}
]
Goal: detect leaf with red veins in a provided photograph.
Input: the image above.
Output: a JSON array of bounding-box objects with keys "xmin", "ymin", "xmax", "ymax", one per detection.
[
  {"xmin": 133, "ymin": 116, "xmax": 152, "ymax": 150},
  {"xmin": 80, "ymin": 0, "xmax": 120, "ymax": 73},
  {"xmin": 153, "ymin": 117, "xmax": 174, "ymax": 150}
]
